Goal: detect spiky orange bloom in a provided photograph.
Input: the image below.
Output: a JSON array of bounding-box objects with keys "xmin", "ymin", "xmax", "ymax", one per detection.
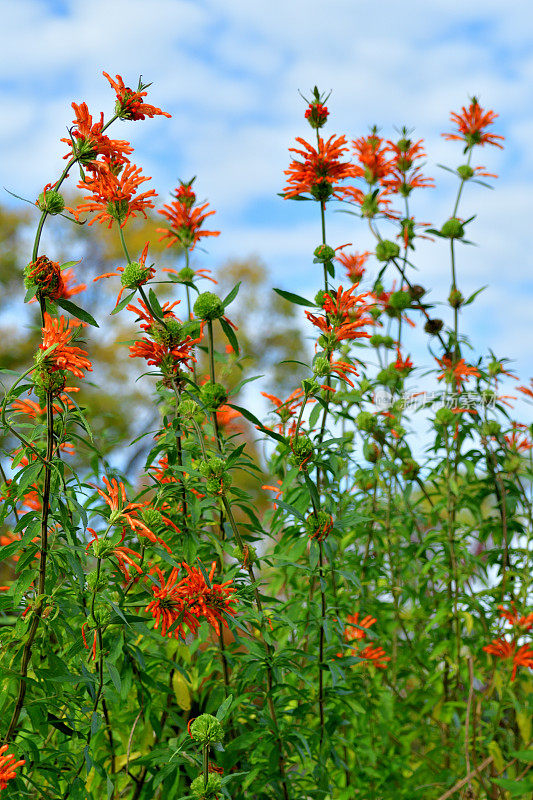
[
  {"xmin": 352, "ymin": 132, "xmax": 392, "ymax": 184},
  {"xmin": 284, "ymin": 134, "xmax": 362, "ymax": 201},
  {"xmin": 336, "ymin": 251, "xmax": 369, "ymax": 284},
  {"xmin": 504, "ymin": 422, "xmax": 532, "ymax": 452},
  {"xmin": 307, "ymin": 287, "xmax": 374, "ymax": 346},
  {"xmin": 77, "ymin": 163, "xmax": 157, "ymax": 228},
  {"xmin": 344, "ymin": 612, "xmax": 377, "ymax": 642},
  {"xmin": 436, "ymin": 356, "xmax": 480, "ymax": 390},
  {"xmin": 60, "ymin": 101, "xmax": 133, "ymax": 168},
  {"xmin": 61, "ymin": 268, "xmax": 87, "ymax": 298},
  {"xmin": 484, "ymin": 638, "xmax": 533, "ymax": 681},
  {"xmin": 145, "ymin": 561, "xmax": 237, "ymax": 640},
  {"xmin": 95, "ymin": 476, "xmax": 171, "ymax": 552},
  {"xmin": 443, "ymin": 97, "xmax": 504, "ymax": 149},
  {"xmin": 517, "ymin": 379, "xmax": 533, "ymax": 399},
  {"xmin": 103, "ymin": 72, "xmax": 171, "ymax": 120},
  {"xmin": 498, "ymin": 603, "xmax": 533, "ymax": 631},
  {"xmin": 94, "ymin": 242, "xmax": 156, "ymax": 306},
  {"xmin": 395, "ymin": 348, "xmax": 413, "ymax": 373},
  {"xmin": 359, "ymin": 644, "xmax": 391, "ymax": 669},
  {"xmin": 262, "ymin": 479, "xmax": 283, "ymax": 509},
  {"xmin": 86, "ymin": 527, "xmax": 143, "ymax": 581},
  {"xmin": 383, "ymin": 166, "xmax": 435, "ymax": 196},
  {"xmin": 261, "ymin": 388, "xmax": 310, "ymax": 436},
  {"xmin": 338, "ymin": 184, "xmax": 399, "ymax": 220},
  {"xmin": 157, "ymin": 181, "xmax": 220, "ymax": 251},
  {"xmin": 40, "ymin": 314, "xmax": 92, "ymax": 379},
  {"xmin": 0, "ymin": 745, "xmax": 25, "ymax": 790}
]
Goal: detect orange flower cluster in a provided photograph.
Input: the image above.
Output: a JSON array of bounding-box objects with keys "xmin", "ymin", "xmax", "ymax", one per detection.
[
  {"xmin": 61, "ymin": 101, "xmax": 133, "ymax": 170},
  {"xmin": 95, "ymin": 476, "xmax": 173, "ymax": 553},
  {"xmin": 145, "ymin": 561, "xmax": 237, "ymax": 640},
  {"xmin": 339, "ymin": 612, "xmax": 390, "ymax": 669},
  {"xmin": 483, "ymin": 603, "xmax": 533, "ymax": 681},
  {"xmin": 261, "ymin": 388, "xmax": 310, "ymax": 436},
  {"xmin": 39, "ymin": 314, "xmax": 92, "ymax": 380},
  {"xmin": 284, "ymin": 134, "xmax": 361, "ymax": 203},
  {"xmin": 442, "ymin": 97, "xmax": 504, "ymax": 150},
  {"xmin": 335, "ymin": 250, "xmax": 369, "ymax": 285},
  {"xmin": 157, "ymin": 180, "xmax": 220, "ymax": 251},
  {"xmin": 0, "ymin": 745, "xmax": 25, "ymax": 790},
  {"xmin": 77, "ymin": 162, "xmax": 157, "ymax": 229},
  {"xmin": 127, "ymin": 299, "xmax": 204, "ymax": 374},
  {"xmin": 306, "ymin": 285, "xmax": 374, "ymax": 348},
  {"xmin": 435, "ymin": 356, "xmax": 480, "ymax": 391},
  {"xmin": 26, "ymin": 256, "xmax": 86, "ymax": 302},
  {"xmin": 103, "ymin": 72, "xmax": 171, "ymax": 121}
]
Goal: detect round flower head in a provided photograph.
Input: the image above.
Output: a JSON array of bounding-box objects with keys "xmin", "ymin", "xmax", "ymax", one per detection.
[
  {"xmin": 190, "ymin": 773, "xmax": 222, "ymax": 799},
  {"xmin": 189, "ymin": 714, "xmax": 224, "ymax": 745},
  {"xmin": 193, "ymin": 292, "xmax": 224, "ymax": 321}
]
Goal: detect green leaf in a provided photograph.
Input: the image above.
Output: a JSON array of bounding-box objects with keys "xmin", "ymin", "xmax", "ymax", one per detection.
[
  {"xmin": 275, "ymin": 499, "xmax": 306, "ymax": 522},
  {"xmin": 60, "ymin": 260, "xmax": 82, "ymax": 270},
  {"xmin": 220, "ymin": 317, "xmax": 240, "ymax": 355},
  {"xmin": 228, "ymin": 405, "xmax": 286, "ymax": 443},
  {"xmin": 222, "ymin": 281, "xmax": 241, "ymax": 309},
  {"xmin": 24, "ymin": 284, "xmax": 38, "ymax": 303},
  {"xmin": 273, "ymin": 288, "xmax": 313, "ymax": 307},
  {"xmin": 216, "ymin": 693, "xmax": 234, "ymax": 721},
  {"xmin": 106, "ymin": 660, "xmax": 122, "ymax": 694},
  {"xmin": 55, "ymin": 298, "xmax": 99, "ymax": 327},
  {"xmin": 463, "ymin": 285, "xmax": 487, "ymax": 306},
  {"xmin": 111, "ymin": 290, "xmax": 136, "ymax": 315},
  {"xmin": 149, "ymin": 288, "xmax": 163, "ymax": 317}
]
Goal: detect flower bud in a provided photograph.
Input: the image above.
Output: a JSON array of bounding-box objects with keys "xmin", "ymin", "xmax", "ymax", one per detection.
[
  {"xmin": 305, "ymin": 102, "xmax": 329, "ymax": 129},
  {"xmin": 424, "ymin": 318, "xmax": 443, "ymax": 335},
  {"xmin": 440, "ymin": 218, "xmax": 465, "ymax": 239},
  {"xmin": 289, "ymin": 434, "xmax": 313, "ymax": 469},
  {"xmin": 189, "ymin": 714, "xmax": 224, "ymax": 745},
  {"xmin": 448, "ymin": 289, "xmax": 463, "ymax": 309},
  {"xmin": 354, "ymin": 469, "xmax": 377, "ymax": 491},
  {"xmin": 193, "ymin": 292, "xmax": 224, "ymax": 321},
  {"xmin": 481, "ymin": 420, "xmax": 501, "ymax": 437},
  {"xmin": 409, "ymin": 284, "xmax": 426, "ymax": 301},
  {"xmin": 199, "ymin": 458, "xmax": 232, "ymax": 495},
  {"xmin": 356, "ymin": 411, "xmax": 377, "ymax": 432},
  {"xmin": 314, "ymin": 289, "xmax": 327, "ymax": 307},
  {"xmin": 375, "ymin": 240, "xmax": 400, "ymax": 262},
  {"xmin": 232, "ymin": 543, "xmax": 257, "ymax": 566}
]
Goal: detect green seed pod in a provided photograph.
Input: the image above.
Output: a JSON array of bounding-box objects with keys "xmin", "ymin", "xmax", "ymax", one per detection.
[
  {"xmin": 120, "ymin": 261, "xmax": 151, "ymax": 289},
  {"xmin": 356, "ymin": 411, "xmax": 377, "ymax": 432},
  {"xmin": 151, "ymin": 318, "xmax": 184, "ymax": 347},
  {"xmin": 200, "ymin": 381, "xmax": 227, "ymax": 410},
  {"xmin": 232, "ymin": 543, "xmax": 257, "ymax": 565},
  {"xmin": 37, "ymin": 189, "xmax": 65, "ymax": 215},
  {"xmin": 354, "ymin": 468, "xmax": 377, "ymax": 491},
  {"xmin": 481, "ymin": 420, "xmax": 501, "ymax": 437},
  {"xmin": 375, "ymin": 240, "xmax": 400, "ymax": 262},
  {"xmin": 289, "ymin": 434, "xmax": 313, "ymax": 468},
  {"xmin": 401, "ymin": 458, "xmax": 420, "ymax": 479},
  {"xmin": 389, "ymin": 291, "xmax": 411, "ymax": 311},
  {"xmin": 440, "ymin": 217, "xmax": 465, "ymax": 239},
  {"xmin": 176, "ymin": 266, "xmax": 195, "ymax": 283},
  {"xmin": 457, "ymin": 165, "xmax": 474, "ymax": 180},
  {"xmin": 503, "ymin": 454, "xmax": 522, "ymax": 474},
  {"xmin": 314, "ymin": 289, "xmax": 327, "ymax": 307},
  {"xmin": 305, "ymin": 511, "xmax": 333, "ymax": 542},
  {"xmin": 189, "ymin": 714, "xmax": 224, "ymax": 745},
  {"xmin": 142, "ymin": 508, "xmax": 163, "ymax": 530},
  {"xmin": 363, "ymin": 441, "xmax": 381, "ymax": 463},
  {"xmin": 193, "ymin": 292, "xmax": 224, "ymax": 321},
  {"xmin": 435, "ymin": 408, "xmax": 455, "ymax": 427},
  {"xmin": 190, "ymin": 774, "xmax": 222, "ymax": 799},
  {"xmin": 369, "ymin": 334, "xmax": 384, "ymax": 347},
  {"xmin": 199, "ymin": 457, "xmax": 226, "ymax": 478},
  {"xmin": 313, "ymin": 244, "xmax": 335, "ymax": 262}
]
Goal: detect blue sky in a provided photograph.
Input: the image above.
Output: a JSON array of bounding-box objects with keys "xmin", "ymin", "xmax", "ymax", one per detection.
[{"xmin": 1, "ymin": 0, "xmax": 532, "ymax": 413}]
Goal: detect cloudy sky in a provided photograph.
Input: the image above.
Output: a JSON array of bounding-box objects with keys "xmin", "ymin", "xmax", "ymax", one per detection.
[{"xmin": 2, "ymin": 0, "xmax": 532, "ymax": 410}]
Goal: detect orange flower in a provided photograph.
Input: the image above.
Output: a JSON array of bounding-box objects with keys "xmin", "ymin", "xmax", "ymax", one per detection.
[
  {"xmin": 352, "ymin": 132, "xmax": 392, "ymax": 184},
  {"xmin": 157, "ymin": 180, "xmax": 220, "ymax": 251},
  {"xmin": 61, "ymin": 268, "xmax": 87, "ymax": 299},
  {"xmin": 77, "ymin": 163, "xmax": 157, "ymax": 228},
  {"xmin": 517, "ymin": 379, "xmax": 533, "ymax": 399},
  {"xmin": 344, "ymin": 612, "xmax": 376, "ymax": 642},
  {"xmin": 145, "ymin": 561, "xmax": 237, "ymax": 640},
  {"xmin": 394, "ymin": 348, "xmax": 413, "ymax": 373},
  {"xmin": 40, "ymin": 314, "xmax": 92, "ymax": 380},
  {"xmin": 504, "ymin": 422, "xmax": 532, "ymax": 452},
  {"xmin": 335, "ymin": 250, "xmax": 369, "ymax": 284},
  {"xmin": 498, "ymin": 603, "xmax": 533, "ymax": 631},
  {"xmin": 359, "ymin": 644, "xmax": 391, "ymax": 669},
  {"xmin": 60, "ymin": 101, "xmax": 133, "ymax": 168},
  {"xmin": 284, "ymin": 134, "xmax": 361, "ymax": 202},
  {"xmin": 95, "ymin": 476, "xmax": 171, "ymax": 552},
  {"xmin": 103, "ymin": 72, "xmax": 171, "ymax": 120},
  {"xmin": 436, "ymin": 356, "xmax": 480, "ymax": 390},
  {"xmin": 383, "ymin": 166, "xmax": 434, "ymax": 196},
  {"xmin": 261, "ymin": 388, "xmax": 309, "ymax": 435},
  {"xmin": 442, "ymin": 97, "xmax": 504, "ymax": 149},
  {"xmin": 0, "ymin": 745, "xmax": 25, "ymax": 790},
  {"xmin": 262, "ymin": 479, "xmax": 283, "ymax": 509},
  {"xmin": 484, "ymin": 637, "xmax": 533, "ymax": 681},
  {"xmin": 307, "ymin": 287, "xmax": 374, "ymax": 346}
]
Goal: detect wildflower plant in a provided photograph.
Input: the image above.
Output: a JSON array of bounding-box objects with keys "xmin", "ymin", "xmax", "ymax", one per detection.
[{"xmin": 0, "ymin": 73, "xmax": 531, "ymax": 800}]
